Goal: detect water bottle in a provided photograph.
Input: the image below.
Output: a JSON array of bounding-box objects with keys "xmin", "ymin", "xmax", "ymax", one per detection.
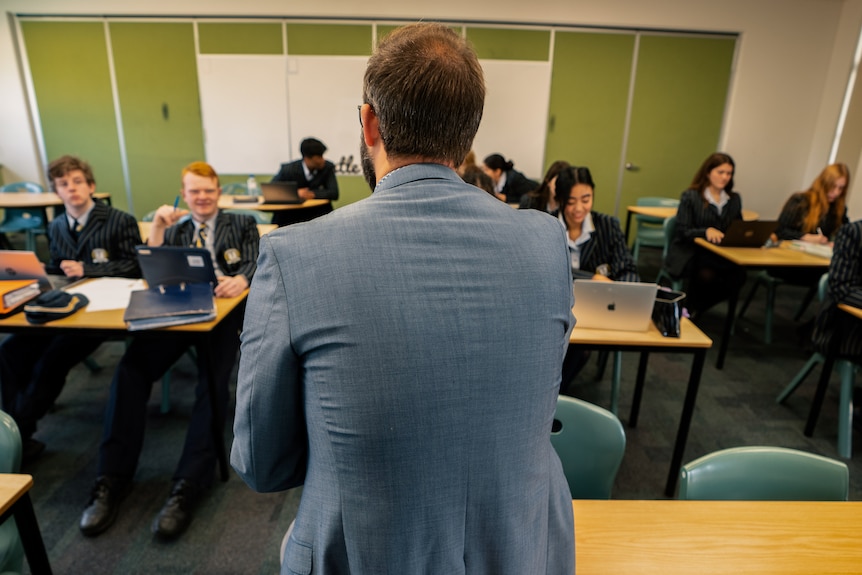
[{"xmin": 247, "ymin": 175, "xmax": 259, "ymax": 196}]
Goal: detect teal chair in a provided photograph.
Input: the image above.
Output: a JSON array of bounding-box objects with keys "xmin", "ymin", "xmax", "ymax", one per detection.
[
  {"xmin": 221, "ymin": 182, "xmax": 248, "ymax": 195},
  {"xmin": 0, "ymin": 182, "xmax": 49, "ymax": 252},
  {"xmin": 592, "ymin": 351, "xmax": 624, "ymax": 416},
  {"xmin": 224, "ymin": 208, "xmax": 271, "ymax": 224},
  {"xmin": 631, "ymin": 197, "xmax": 679, "ymax": 262},
  {"xmin": 655, "ymin": 216, "xmax": 683, "ymax": 291},
  {"xmin": 550, "ymin": 396, "xmax": 626, "ymax": 499},
  {"xmin": 736, "ymin": 271, "xmax": 818, "ymax": 344},
  {"xmin": 776, "ymin": 273, "xmax": 860, "ymax": 458},
  {"xmin": 679, "ymin": 446, "xmax": 849, "ymax": 500},
  {"xmin": 0, "ymin": 411, "xmax": 25, "ymax": 573}
]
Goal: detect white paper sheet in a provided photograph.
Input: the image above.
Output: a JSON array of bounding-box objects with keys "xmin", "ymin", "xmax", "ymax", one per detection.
[{"xmin": 65, "ymin": 278, "xmax": 146, "ymax": 312}]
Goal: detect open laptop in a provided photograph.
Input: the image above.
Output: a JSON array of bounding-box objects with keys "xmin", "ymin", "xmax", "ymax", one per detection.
[
  {"xmin": 0, "ymin": 250, "xmax": 52, "ymax": 291},
  {"xmin": 135, "ymin": 246, "xmax": 218, "ymax": 288},
  {"xmin": 260, "ymin": 181, "xmax": 302, "ymax": 204},
  {"xmin": 572, "ymin": 280, "xmax": 657, "ymax": 331},
  {"xmin": 720, "ymin": 220, "xmax": 777, "ymax": 248}
]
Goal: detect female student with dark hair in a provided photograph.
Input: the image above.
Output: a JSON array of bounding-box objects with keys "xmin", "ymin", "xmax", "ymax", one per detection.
[
  {"xmin": 776, "ymin": 163, "xmax": 850, "ymax": 243},
  {"xmin": 663, "ymin": 152, "xmax": 746, "ymax": 317},
  {"xmin": 554, "ymin": 166, "xmax": 639, "ymax": 392},
  {"xmin": 482, "ymin": 153, "xmax": 539, "ymax": 204},
  {"xmin": 520, "ymin": 160, "xmax": 570, "ymax": 212}
]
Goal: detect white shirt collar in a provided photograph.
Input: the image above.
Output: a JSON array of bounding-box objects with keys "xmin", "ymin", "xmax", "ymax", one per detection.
[
  {"xmin": 495, "ymin": 171, "xmax": 507, "ymax": 193},
  {"xmin": 65, "ymin": 201, "xmax": 96, "ymax": 230},
  {"xmin": 703, "ymin": 188, "xmax": 729, "ymax": 210}
]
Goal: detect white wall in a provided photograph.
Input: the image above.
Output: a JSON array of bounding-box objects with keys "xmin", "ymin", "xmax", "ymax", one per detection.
[{"xmin": 1, "ymin": 0, "xmax": 860, "ymax": 219}]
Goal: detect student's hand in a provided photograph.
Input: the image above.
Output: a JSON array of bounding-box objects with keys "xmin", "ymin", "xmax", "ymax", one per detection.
[
  {"xmin": 591, "ymin": 274, "xmax": 613, "ymax": 282},
  {"xmin": 801, "ymin": 233, "xmax": 829, "ymax": 244},
  {"xmin": 705, "ymin": 227, "xmax": 724, "ymax": 243},
  {"xmin": 298, "ymin": 188, "xmax": 316, "ymax": 200},
  {"xmin": 152, "ymin": 205, "xmax": 190, "ymax": 229},
  {"xmin": 214, "ymin": 274, "xmax": 249, "ymax": 298},
  {"xmin": 59, "ymin": 260, "xmax": 85, "ymax": 278}
]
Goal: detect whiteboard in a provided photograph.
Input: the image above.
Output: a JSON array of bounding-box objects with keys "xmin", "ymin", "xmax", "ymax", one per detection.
[
  {"xmin": 286, "ymin": 56, "xmax": 368, "ymax": 175},
  {"xmin": 197, "ymin": 55, "xmax": 290, "ymax": 174},
  {"xmin": 472, "ymin": 59, "xmax": 552, "ymax": 181}
]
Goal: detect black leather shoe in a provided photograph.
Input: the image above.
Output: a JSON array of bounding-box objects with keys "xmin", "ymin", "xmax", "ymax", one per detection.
[
  {"xmin": 21, "ymin": 438, "xmax": 46, "ymax": 464},
  {"xmin": 80, "ymin": 476, "xmax": 129, "ymax": 537},
  {"xmin": 152, "ymin": 479, "xmax": 201, "ymax": 540}
]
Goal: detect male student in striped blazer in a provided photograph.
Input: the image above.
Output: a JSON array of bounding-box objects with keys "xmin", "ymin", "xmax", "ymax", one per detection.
[
  {"xmin": 79, "ymin": 161, "xmax": 259, "ymax": 540},
  {"xmin": 0, "ymin": 155, "xmax": 141, "ymax": 463}
]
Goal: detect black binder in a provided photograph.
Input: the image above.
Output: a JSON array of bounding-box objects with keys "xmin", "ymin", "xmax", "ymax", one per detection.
[{"xmin": 123, "ymin": 282, "xmax": 215, "ymax": 331}]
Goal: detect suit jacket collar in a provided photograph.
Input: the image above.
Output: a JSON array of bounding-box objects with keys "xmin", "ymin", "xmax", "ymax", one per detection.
[{"xmin": 373, "ymin": 163, "xmax": 460, "ymax": 194}]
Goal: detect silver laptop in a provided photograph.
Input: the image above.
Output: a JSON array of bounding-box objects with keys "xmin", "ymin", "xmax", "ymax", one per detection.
[
  {"xmin": 0, "ymin": 250, "xmax": 52, "ymax": 291},
  {"xmin": 260, "ymin": 181, "xmax": 302, "ymax": 204},
  {"xmin": 572, "ymin": 280, "xmax": 657, "ymax": 331}
]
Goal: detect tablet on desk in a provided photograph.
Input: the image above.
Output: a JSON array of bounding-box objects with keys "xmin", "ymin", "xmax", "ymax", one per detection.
[{"xmin": 136, "ymin": 246, "xmax": 217, "ymax": 288}]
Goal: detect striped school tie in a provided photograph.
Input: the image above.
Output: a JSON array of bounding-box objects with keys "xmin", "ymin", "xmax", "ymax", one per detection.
[{"xmin": 195, "ymin": 223, "xmax": 208, "ymax": 248}]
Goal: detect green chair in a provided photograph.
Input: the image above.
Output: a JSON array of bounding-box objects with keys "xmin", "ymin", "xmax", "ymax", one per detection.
[
  {"xmin": 0, "ymin": 411, "xmax": 25, "ymax": 573},
  {"xmin": 736, "ymin": 271, "xmax": 818, "ymax": 344},
  {"xmin": 631, "ymin": 197, "xmax": 679, "ymax": 263},
  {"xmin": 221, "ymin": 182, "xmax": 248, "ymax": 195},
  {"xmin": 776, "ymin": 273, "xmax": 860, "ymax": 458},
  {"xmin": 0, "ymin": 182, "xmax": 49, "ymax": 252},
  {"xmin": 550, "ymin": 396, "xmax": 626, "ymax": 499},
  {"xmin": 655, "ymin": 215, "xmax": 683, "ymax": 291},
  {"xmin": 592, "ymin": 350, "xmax": 624, "ymax": 416},
  {"xmin": 224, "ymin": 208, "xmax": 271, "ymax": 224},
  {"xmin": 679, "ymin": 446, "xmax": 849, "ymax": 500}
]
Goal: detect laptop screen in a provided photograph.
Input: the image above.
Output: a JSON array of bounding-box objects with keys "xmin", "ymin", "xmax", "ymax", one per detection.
[{"xmin": 136, "ymin": 246, "xmax": 218, "ymax": 287}]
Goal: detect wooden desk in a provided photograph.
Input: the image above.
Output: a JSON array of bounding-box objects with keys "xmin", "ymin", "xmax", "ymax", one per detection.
[
  {"xmin": 570, "ymin": 318, "xmax": 712, "ymax": 496},
  {"xmin": 0, "ymin": 192, "xmax": 110, "ymax": 209},
  {"xmin": 694, "ymin": 238, "xmax": 830, "ymax": 369},
  {"xmin": 573, "ymin": 499, "xmax": 862, "ymax": 574},
  {"xmin": 138, "ymin": 221, "xmax": 277, "ymax": 242},
  {"xmin": 624, "ymin": 205, "xmax": 759, "ymax": 243},
  {"xmin": 0, "ymin": 283, "xmax": 248, "ymax": 480},
  {"xmin": 217, "ymin": 196, "xmax": 329, "ymax": 212},
  {"xmin": 0, "ymin": 474, "xmax": 51, "ymax": 574}
]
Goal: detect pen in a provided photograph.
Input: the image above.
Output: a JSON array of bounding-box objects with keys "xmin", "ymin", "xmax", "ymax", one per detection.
[
  {"xmin": 817, "ymin": 227, "xmax": 823, "ymax": 236},
  {"xmin": 173, "ymin": 196, "xmax": 180, "ymax": 212}
]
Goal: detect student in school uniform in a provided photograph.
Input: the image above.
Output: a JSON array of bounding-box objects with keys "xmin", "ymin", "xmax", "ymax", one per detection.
[
  {"xmin": 0, "ymin": 155, "xmax": 141, "ymax": 462},
  {"xmin": 662, "ymin": 152, "xmax": 746, "ymax": 318},
  {"xmin": 79, "ymin": 161, "xmax": 259, "ymax": 540},
  {"xmin": 482, "ymin": 153, "xmax": 539, "ymax": 204},
  {"xmin": 773, "ymin": 163, "xmax": 851, "ymax": 289},
  {"xmin": 553, "ymin": 166, "xmax": 640, "ymax": 392},
  {"xmin": 270, "ymin": 137, "xmax": 339, "ymax": 226}
]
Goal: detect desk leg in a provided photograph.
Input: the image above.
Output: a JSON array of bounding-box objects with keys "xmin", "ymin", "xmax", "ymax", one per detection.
[
  {"xmin": 10, "ymin": 493, "xmax": 52, "ymax": 575},
  {"xmin": 664, "ymin": 349, "xmax": 706, "ymax": 497},
  {"xmin": 624, "ymin": 210, "xmax": 634, "ymax": 244},
  {"xmin": 715, "ymin": 291, "xmax": 738, "ymax": 370},
  {"xmin": 628, "ymin": 352, "xmax": 650, "ymax": 428},
  {"xmin": 197, "ymin": 334, "xmax": 229, "ymax": 482}
]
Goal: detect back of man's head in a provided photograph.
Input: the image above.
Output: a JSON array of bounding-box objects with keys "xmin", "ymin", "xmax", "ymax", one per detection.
[
  {"xmin": 363, "ymin": 23, "xmax": 485, "ymax": 167},
  {"xmin": 300, "ymin": 138, "xmax": 327, "ymax": 158}
]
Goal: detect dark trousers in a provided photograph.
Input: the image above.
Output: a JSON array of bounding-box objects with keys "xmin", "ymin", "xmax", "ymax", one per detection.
[
  {"xmin": 686, "ymin": 250, "xmax": 748, "ymax": 315},
  {"xmin": 560, "ymin": 345, "xmax": 591, "ymax": 395},
  {"xmin": 97, "ymin": 311, "xmax": 241, "ymax": 487},
  {"xmin": 0, "ymin": 334, "xmax": 104, "ymax": 439}
]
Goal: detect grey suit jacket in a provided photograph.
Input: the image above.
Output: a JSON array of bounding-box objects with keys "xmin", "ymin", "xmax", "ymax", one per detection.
[{"xmin": 232, "ymin": 163, "xmax": 575, "ymax": 575}]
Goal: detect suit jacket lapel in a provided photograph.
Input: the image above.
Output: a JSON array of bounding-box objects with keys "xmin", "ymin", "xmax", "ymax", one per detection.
[
  {"xmin": 75, "ymin": 202, "xmax": 106, "ymax": 255},
  {"xmin": 579, "ymin": 233, "xmax": 596, "ymax": 269}
]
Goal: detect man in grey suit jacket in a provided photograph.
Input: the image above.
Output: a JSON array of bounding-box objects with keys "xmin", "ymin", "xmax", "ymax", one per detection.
[{"xmin": 232, "ymin": 23, "xmax": 576, "ymax": 574}]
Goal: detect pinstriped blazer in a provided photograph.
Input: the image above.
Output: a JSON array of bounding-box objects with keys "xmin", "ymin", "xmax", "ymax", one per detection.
[
  {"xmin": 555, "ymin": 211, "xmax": 640, "ymax": 282},
  {"xmin": 812, "ymin": 220, "xmax": 862, "ymax": 358},
  {"xmin": 664, "ymin": 188, "xmax": 743, "ymax": 278},
  {"xmin": 163, "ymin": 211, "xmax": 259, "ymax": 281},
  {"xmin": 46, "ymin": 200, "xmax": 141, "ymax": 278}
]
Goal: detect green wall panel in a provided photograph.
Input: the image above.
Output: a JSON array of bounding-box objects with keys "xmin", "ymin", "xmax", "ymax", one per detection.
[
  {"xmin": 20, "ymin": 21, "xmax": 127, "ymax": 210},
  {"xmin": 621, "ymin": 35, "xmax": 735, "ymax": 210},
  {"xmin": 545, "ymin": 32, "xmax": 634, "ymax": 215},
  {"xmin": 286, "ymin": 24, "xmax": 372, "ymax": 56},
  {"xmin": 466, "ymin": 27, "xmax": 550, "ymax": 61},
  {"xmin": 198, "ymin": 23, "xmax": 283, "ymax": 55},
  {"xmin": 110, "ymin": 22, "xmax": 205, "ymax": 219}
]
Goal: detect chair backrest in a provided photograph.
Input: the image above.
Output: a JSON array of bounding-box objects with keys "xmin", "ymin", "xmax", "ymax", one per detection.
[
  {"xmin": 0, "ymin": 411, "xmax": 21, "ymax": 474},
  {"xmin": 225, "ymin": 208, "xmax": 272, "ymax": 224},
  {"xmin": 636, "ymin": 196, "xmax": 680, "ymax": 208},
  {"xmin": 0, "ymin": 182, "xmax": 45, "ymax": 194},
  {"xmin": 818, "ymin": 272, "xmax": 829, "ymax": 302},
  {"xmin": 679, "ymin": 446, "xmax": 849, "ymax": 501},
  {"xmin": 221, "ymin": 182, "xmax": 249, "ymax": 196},
  {"xmin": 550, "ymin": 396, "xmax": 626, "ymax": 499}
]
